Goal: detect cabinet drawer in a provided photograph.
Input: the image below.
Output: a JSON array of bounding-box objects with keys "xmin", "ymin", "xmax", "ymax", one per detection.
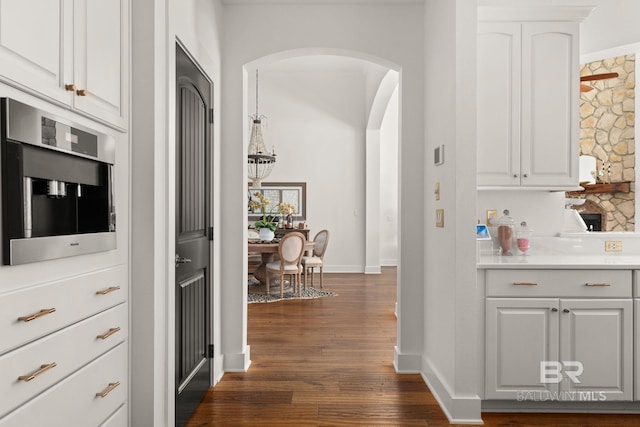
[
  {"xmin": 0, "ymin": 265, "xmax": 127, "ymax": 355},
  {"xmin": 100, "ymin": 404, "xmax": 127, "ymax": 427},
  {"xmin": 0, "ymin": 343, "xmax": 127, "ymax": 427},
  {"xmin": 0, "ymin": 303, "xmax": 127, "ymax": 418},
  {"xmin": 486, "ymin": 269, "xmax": 632, "ymax": 298}
]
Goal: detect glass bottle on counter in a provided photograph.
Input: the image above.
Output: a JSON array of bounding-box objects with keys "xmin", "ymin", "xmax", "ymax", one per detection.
[
  {"xmin": 496, "ymin": 209, "xmax": 514, "ymax": 255},
  {"xmin": 516, "ymin": 221, "xmax": 532, "ymax": 255}
]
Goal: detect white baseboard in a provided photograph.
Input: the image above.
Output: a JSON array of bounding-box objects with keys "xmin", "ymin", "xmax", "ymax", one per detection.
[
  {"xmin": 365, "ymin": 265, "xmax": 381, "ymax": 274},
  {"xmin": 324, "ymin": 265, "xmax": 364, "ymax": 273},
  {"xmin": 222, "ymin": 345, "xmax": 251, "ymax": 372},
  {"xmin": 393, "ymin": 346, "xmax": 422, "ymax": 373},
  {"xmin": 422, "ymin": 357, "xmax": 483, "ymax": 424}
]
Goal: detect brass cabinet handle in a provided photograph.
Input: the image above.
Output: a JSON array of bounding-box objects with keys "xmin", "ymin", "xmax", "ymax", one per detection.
[
  {"xmin": 18, "ymin": 362, "xmax": 57, "ymax": 382},
  {"xmin": 18, "ymin": 308, "xmax": 56, "ymax": 322},
  {"xmin": 65, "ymin": 84, "xmax": 76, "ymax": 91},
  {"xmin": 551, "ymin": 307, "xmax": 558, "ymax": 312},
  {"xmin": 96, "ymin": 286, "xmax": 121, "ymax": 295},
  {"xmin": 513, "ymin": 282, "xmax": 538, "ymax": 286},
  {"xmin": 97, "ymin": 327, "xmax": 121, "ymax": 340},
  {"xmin": 585, "ymin": 282, "xmax": 611, "ymax": 287},
  {"xmin": 76, "ymin": 89, "xmax": 87, "ymax": 96},
  {"xmin": 563, "ymin": 308, "xmax": 570, "ymax": 313},
  {"xmin": 96, "ymin": 381, "xmax": 120, "ymax": 398}
]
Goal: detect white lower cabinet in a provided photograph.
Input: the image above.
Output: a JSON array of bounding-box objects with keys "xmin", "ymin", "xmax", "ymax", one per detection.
[
  {"xmin": 0, "ymin": 266, "xmax": 128, "ymax": 426},
  {"xmin": 485, "ymin": 270, "xmax": 633, "ymax": 402},
  {"xmin": 0, "ymin": 343, "xmax": 127, "ymax": 427}
]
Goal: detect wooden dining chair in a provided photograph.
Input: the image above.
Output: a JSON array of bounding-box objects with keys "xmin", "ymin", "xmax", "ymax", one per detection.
[
  {"xmin": 302, "ymin": 229, "xmax": 330, "ymax": 289},
  {"xmin": 265, "ymin": 231, "xmax": 306, "ymax": 298}
]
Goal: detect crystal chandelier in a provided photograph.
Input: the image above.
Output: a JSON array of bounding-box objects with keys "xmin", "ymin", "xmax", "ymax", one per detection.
[{"xmin": 247, "ymin": 69, "xmax": 276, "ymax": 188}]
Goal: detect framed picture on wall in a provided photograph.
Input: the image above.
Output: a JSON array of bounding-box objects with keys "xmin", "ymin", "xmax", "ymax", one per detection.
[{"xmin": 248, "ymin": 182, "xmax": 307, "ymax": 220}]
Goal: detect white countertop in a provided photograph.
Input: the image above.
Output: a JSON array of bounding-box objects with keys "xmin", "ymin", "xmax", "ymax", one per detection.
[
  {"xmin": 478, "ymin": 234, "xmax": 640, "ymax": 269},
  {"xmin": 478, "ymin": 253, "xmax": 640, "ymax": 269}
]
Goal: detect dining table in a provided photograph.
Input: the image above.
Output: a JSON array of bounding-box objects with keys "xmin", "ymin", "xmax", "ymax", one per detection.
[{"xmin": 248, "ymin": 239, "xmax": 315, "ymax": 285}]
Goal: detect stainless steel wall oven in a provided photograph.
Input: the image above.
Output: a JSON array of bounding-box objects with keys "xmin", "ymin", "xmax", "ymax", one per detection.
[{"xmin": 1, "ymin": 98, "xmax": 116, "ymax": 265}]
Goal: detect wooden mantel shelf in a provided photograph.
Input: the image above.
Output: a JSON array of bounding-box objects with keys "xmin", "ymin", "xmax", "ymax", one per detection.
[{"xmin": 567, "ymin": 181, "xmax": 631, "ymax": 196}]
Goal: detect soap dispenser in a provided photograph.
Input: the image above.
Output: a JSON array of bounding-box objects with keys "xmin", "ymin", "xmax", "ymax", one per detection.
[{"xmin": 496, "ymin": 209, "xmax": 514, "ymax": 255}]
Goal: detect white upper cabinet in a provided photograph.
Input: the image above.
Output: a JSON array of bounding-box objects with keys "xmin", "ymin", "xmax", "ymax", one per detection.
[
  {"xmin": 0, "ymin": 0, "xmax": 128, "ymax": 130},
  {"xmin": 477, "ymin": 20, "xmax": 580, "ymax": 189}
]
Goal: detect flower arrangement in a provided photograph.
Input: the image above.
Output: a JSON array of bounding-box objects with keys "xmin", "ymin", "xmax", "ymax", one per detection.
[
  {"xmin": 248, "ymin": 192, "xmax": 278, "ymax": 232},
  {"xmin": 277, "ymin": 202, "xmax": 296, "ymax": 215}
]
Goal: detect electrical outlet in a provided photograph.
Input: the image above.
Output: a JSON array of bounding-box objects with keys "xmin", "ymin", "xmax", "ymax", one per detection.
[{"xmin": 605, "ymin": 241, "xmax": 622, "ymax": 252}]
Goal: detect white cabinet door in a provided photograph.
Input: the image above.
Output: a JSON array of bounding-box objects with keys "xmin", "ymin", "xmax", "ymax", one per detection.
[
  {"xmin": 0, "ymin": 0, "xmax": 127, "ymax": 129},
  {"xmin": 560, "ymin": 299, "xmax": 633, "ymax": 401},
  {"xmin": 0, "ymin": 0, "xmax": 73, "ymax": 104},
  {"xmin": 477, "ymin": 23, "xmax": 521, "ymax": 187},
  {"xmin": 72, "ymin": 0, "xmax": 128, "ymax": 128},
  {"xmin": 477, "ymin": 21, "xmax": 579, "ymax": 189},
  {"xmin": 486, "ymin": 298, "xmax": 559, "ymax": 399},
  {"xmin": 521, "ymin": 22, "xmax": 579, "ymax": 187}
]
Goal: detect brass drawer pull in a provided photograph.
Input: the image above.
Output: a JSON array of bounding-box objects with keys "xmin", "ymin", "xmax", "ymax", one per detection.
[
  {"xmin": 18, "ymin": 362, "xmax": 57, "ymax": 382},
  {"xmin": 96, "ymin": 286, "xmax": 121, "ymax": 295},
  {"xmin": 513, "ymin": 282, "xmax": 538, "ymax": 286},
  {"xmin": 76, "ymin": 89, "xmax": 87, "ymax": 96},
  {"xmin": 18, "ymin": 308, "xmax": 56, "ymax": 322},
  {"xmin": 96, "ymin": 381, "xmax": 120, "ymax": 398},
  {"xmin": 65, "ymin": 83, "xmax": 76, "ymax": 91},
  {"xmin": 585, "ymin": 283, "xmax": 611, "ymax": 287},
  {"xmin": 97, "ymin": 327, "xmax": 121, "ymax": 340}
]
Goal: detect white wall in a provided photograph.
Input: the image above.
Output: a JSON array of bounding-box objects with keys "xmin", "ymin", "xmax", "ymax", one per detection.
[
  {"xmin": 380, "ymin": 86, "xmax": 399, "ymax": 265},
  {"xmin": 581, "ymin": 0, "xmax": 640, "ymax": 53},
  {"xmin": 130, "ymin": 0, "xmax": 224, "ymax": 425},
  {"xmin": 257, "ymin": 68, "xmax": 367, "ymax": 272},
  {"xmin": 221, "ymin": 2, "xmax": 426, "ymax": 377},
  {"xmin": 423, "ymin": 0, "xmax": 481, "ymax": 423}
]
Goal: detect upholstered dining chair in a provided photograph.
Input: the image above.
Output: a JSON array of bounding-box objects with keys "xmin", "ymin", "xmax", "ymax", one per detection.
[
  {"xmin": 265, "ymin": 231, "xmax": 306, "ymax": 298},
  {"xmin": 302, "ymin": 229, "xmax": 330, "ymax": 289}
]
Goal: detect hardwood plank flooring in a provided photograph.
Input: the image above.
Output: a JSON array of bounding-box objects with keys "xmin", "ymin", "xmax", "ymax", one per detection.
[{"xmin": 186, "ymin": 267, "xmax": 640, "ymax": 426}]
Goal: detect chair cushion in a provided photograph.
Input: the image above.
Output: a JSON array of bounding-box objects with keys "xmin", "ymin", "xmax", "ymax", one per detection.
[
  {"xmin": 302, "ymin": 256, "xmax": 323, "ymax": 267},
  {"xmin": 266, "ymin": 261, "xmax": 301, "ymax": 272}
]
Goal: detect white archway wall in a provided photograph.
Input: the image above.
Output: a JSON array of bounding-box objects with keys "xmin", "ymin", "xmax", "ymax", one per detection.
[
  {"xmin": 221, "ymin": 2, "xmax": 427, "ymax": 374},
  {"xmin": 379, "ymin": 85, "xmax": 400, "ymax": 266}
]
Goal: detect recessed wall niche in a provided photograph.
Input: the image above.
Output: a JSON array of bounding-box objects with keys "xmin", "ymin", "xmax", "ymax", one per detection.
[{"xmin": 579, "ymin": 54, "xmax": 635, "ymax": 231}]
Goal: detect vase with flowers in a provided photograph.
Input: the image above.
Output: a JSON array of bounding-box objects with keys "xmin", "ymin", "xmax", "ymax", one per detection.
[
  {"xmin": 277, "ymin": 202, "xmax": 296, "ymax": 229},
  {"xmin": 248, "ymin": 192, "xmax": 278, "ymax": 241}
]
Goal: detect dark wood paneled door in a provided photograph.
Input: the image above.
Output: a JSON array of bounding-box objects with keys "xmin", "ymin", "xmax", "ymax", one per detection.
[{"xmin": 175, "ymin": 43, "xmax": 213, "ymax": 427}]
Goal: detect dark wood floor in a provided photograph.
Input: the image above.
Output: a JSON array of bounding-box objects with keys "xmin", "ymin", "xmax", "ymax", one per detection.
[{"xmin": 186, "ymin": 267, "xmax": 640, "ymax": 426}]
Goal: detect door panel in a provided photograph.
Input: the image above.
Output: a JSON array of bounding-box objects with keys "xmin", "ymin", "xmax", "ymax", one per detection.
[
  {"xmin": 175, "ymin": 43, "xmax": 212, "ymax": 427},
  {"xmin": 560, "ymin": 299, "xmax": 632, "ymax": 400},
  {"xmin": 486, "ymin": 298, "xmax": 559, "ymax": 399}
]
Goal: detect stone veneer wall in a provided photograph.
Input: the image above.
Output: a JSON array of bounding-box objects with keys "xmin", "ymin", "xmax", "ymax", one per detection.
[{"xmin": 579, "ymin": 54, "xmax": 635, "ymax": 231}]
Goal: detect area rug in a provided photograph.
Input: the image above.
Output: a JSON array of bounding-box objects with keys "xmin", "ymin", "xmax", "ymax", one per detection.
[{"xmin": 247, "ymin": 277, "xmax": 337, "ymax": 303}]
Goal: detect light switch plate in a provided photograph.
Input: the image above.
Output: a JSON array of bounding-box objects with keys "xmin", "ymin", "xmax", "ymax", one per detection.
[{"xmin": 436, "ymin": 209, "xmax": 444, "ymax": 227}]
